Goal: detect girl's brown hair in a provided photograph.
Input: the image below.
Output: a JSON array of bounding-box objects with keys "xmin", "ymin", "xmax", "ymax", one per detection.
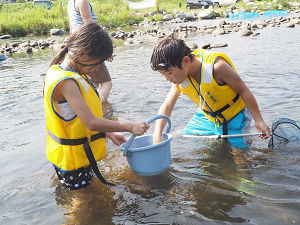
[{"xmin": 50, "ymin": 23, "xmax": 113, "ymax": 67}]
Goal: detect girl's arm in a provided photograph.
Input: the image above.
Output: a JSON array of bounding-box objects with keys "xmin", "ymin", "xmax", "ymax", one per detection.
[
  {"xmin": 57, "ymin": 79, "xmax": 149, "ymax": 135},
  {"xmin": 76, "ymin": 0, "xmax": 94, "ymax": 24},
  {"xmin": 153, "ymin": 83, "xmax": 181, "ymax": 143},
  {"xmin": 214, "ymin": 60, "xmax": 270, "ymax": 139}
]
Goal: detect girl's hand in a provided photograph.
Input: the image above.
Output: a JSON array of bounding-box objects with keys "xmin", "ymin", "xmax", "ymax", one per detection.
[
  {"xmin": 131, "ymin": 121, "xmax": 150, "ymax": 136},
  {"xmin": 106, "ymin": 132, "xmax": 126, "ymax": 146},
  {"xmin": 255, "ymin": 121, "xmax": 270, "ymax": 139},
  {"xmin": 106, "ymin": 55, "xmax": 114, "ymax": 62}
]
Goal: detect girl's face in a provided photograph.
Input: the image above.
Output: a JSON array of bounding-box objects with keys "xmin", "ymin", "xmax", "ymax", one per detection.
[{"xmin": 75, "ymin": 57, "xmax": 103, "ymax": 78}]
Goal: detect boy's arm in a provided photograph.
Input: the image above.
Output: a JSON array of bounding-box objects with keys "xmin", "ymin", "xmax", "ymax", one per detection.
[
  {"xmin": 214, "ymin": 60, "xmax": 270, "ymax": 139},
  {"xmin": 153, "ymin": 84, "xmax": 181, "ymax": 143}
]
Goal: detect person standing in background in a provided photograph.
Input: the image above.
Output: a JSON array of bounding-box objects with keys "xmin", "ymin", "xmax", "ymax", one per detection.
[{"xmin": 68, "ymin": 0, "xmax": 112, "ymax": 102}]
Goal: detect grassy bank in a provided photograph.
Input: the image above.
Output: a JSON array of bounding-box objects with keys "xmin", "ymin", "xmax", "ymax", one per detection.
[
  {"xmin": 0, "ymin": 0, "xmax": 297, "ymax": 37},
  {"xmin": 0, "ymin": 0, "xmax": 144, "ymax": 37}
]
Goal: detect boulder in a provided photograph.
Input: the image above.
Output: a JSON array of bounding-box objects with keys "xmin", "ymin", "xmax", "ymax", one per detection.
[
  {"xmin": 163, "ymin": 14, "xmax": 174, "ymax": 21},
  {"xmin": 198, "ymin": 10, "xmax": 214, "ymax": 19},
  {"xmin": 0, "ymin": 35, "xmax": 12, "ymax": 39},
  {"xmin": 50, "ymin": 29, "xmax": 67, "ymax": 36}
]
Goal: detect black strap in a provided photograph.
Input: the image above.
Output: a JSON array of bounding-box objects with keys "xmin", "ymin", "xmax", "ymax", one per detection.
[
  {"xmin": 213, "ymin": 93, "xmax": 240, "ymax": 115},
  {"xmin": 202, "ymin": 93, "xmax": 240, "ymax": 121},
  {"xmin": 83, "ymin": 141, "xmax": 116, "ymax": 186},
  {"xmin": 48, "ymin": 130, "xmax": 105, "ymax": 145}
]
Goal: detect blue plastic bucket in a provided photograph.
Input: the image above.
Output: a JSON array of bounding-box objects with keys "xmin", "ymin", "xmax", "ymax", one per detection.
[{"xmin": 119, "ymin": 115, "xmax": 173, "ymax": 176}]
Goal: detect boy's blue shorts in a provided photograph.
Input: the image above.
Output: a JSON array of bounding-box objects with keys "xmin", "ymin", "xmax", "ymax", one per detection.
[{"xmin": 182, "ymin": 108, "xmax": 252, "ymax": 149}]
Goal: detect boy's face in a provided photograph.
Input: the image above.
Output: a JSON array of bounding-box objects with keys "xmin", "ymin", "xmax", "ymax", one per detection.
[
  {"xmin": 158, "ymin": 60, "xmax": 188, "ymax": 84},
  {"xmin": 159, "ymin": 66, "xmax": 186, "ymax": 84}
]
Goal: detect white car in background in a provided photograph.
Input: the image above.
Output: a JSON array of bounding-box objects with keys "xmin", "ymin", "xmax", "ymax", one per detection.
[{"xmin": 212, "ymin": 0, "xmax": 240, "ymax": 7}]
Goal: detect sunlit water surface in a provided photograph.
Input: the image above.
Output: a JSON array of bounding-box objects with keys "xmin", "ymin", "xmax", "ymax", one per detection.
[{"xmin": 0, "ymin": 20, "xmax": 300, "ymax": 225}]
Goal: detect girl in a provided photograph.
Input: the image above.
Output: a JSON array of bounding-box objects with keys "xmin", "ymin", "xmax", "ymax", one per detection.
[{"xmin": 44, "ymin": 23, "xmax": 149, "ymax": 190}]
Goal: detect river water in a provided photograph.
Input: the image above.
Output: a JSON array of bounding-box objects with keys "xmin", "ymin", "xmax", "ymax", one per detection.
[{"xmin": 1, "ymin": 20, "xmax": 300, "ymax": 225}]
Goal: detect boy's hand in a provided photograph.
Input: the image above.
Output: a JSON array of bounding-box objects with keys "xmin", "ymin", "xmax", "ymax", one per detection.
[
  {"xmin": 153, "ymin": 133, "xmax": 163, "ymax": 145},
  {"xmin": 106, "ymin": 132, "xmax": 126, "ymax": 146},
  {"xmin": 255, "ymin": 121, "xmax": 270, "ymax": 139},
  {"xmin": 131, "ymin": 122, "xmax": 150, "ymax": 136}
]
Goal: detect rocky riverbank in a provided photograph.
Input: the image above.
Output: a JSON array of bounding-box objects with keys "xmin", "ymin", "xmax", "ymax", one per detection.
[{"xmin": 0, "ymin": 9, "xmax": 299, "ymax": 56}]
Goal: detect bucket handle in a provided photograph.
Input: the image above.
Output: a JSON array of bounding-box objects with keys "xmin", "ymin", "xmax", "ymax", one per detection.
[{"xmin": 123, "ymin": 115, "xmax": 171, "ymax": 157}]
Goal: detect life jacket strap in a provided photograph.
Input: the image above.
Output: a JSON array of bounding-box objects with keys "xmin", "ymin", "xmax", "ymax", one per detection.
[
  {"xmin": 83, "ymin": 141, "xmax": 116, "ymax": 186},
  {"xmin": 202, "ymin": 93, "xmax": 240, "ymax": 120},
  {"xmin": 213, "ymin": 93, "xmax": 240, "ymax": 116},
  {"xmin": 48, "ymin": 129, "xmax": 105, "ymax": 145},
  {"xmin": 202, "ymin": 93, "xmax": 239, "ymax": 141}
]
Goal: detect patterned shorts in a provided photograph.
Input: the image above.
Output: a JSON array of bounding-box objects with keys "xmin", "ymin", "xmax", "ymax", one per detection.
[{"xmin": 54, "ymin": 165, "xmax": 94, "ymax": 190}]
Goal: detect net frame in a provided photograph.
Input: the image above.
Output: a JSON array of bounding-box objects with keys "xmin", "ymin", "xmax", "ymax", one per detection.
[{"xmin": 268, "ymin": 118, "xmax": 300, "ymax": 150}]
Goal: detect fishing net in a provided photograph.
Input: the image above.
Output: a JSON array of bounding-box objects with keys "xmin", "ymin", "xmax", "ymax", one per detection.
[{"xmin": 268, "ymin": 118, "xmax": 300, "ymax": 151}]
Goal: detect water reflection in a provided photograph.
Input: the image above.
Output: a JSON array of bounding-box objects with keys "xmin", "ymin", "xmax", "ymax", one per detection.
[{"xmin": 53, "ymin": 179, "xmax": 118, "ymax": 225}]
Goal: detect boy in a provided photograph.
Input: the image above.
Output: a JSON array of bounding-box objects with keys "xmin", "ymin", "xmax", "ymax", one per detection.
[{"xmin": 151, "ymin": 37, "xmax": 270, "ymax": 149}]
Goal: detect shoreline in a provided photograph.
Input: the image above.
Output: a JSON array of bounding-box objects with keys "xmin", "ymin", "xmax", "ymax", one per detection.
[{"xmin": 0, "ymin": 10, "xmax": 299, "ymax": 57}]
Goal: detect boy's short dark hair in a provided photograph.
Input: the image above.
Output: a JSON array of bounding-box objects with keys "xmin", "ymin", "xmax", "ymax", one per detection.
[{"xmin": 151, "ymin": 37, "xmax": 194, "ymax": 71}]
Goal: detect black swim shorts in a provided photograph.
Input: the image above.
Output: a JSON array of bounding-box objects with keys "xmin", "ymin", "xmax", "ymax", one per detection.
[{"xmin": 54, "ymin": 165, "xmax": 94, "ymax": 190}]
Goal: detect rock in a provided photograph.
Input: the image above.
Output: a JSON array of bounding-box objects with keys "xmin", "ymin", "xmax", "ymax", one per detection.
[
  {"xmin": 292, "ymin": 19, "xmax": 300, "ymax": 24},
  {"xmin": 219, "ymin": 20, "xmax": 227, "ymax": 26},
  {"xmin": 186, "ymin": 42, "xmax": 198, "ymax": 50},
  {"xmin": 50, "ymin": 29, "xmax": 67, "ymax": 35},
  {"xmin": 163, "ymin": 14, "xmax": 174, "ymax": 21},
  {"xmin": 285, "ymin": 22, "xmax": 295, "ymax": 28},
  {"xmin": 0, "ymin": 35, "xmax": 12, "ymax": 39},
  {"xmin": 238, "ymin": 29, "xmax": 253, "ymax": 36},
  {"xmin": 30, "ymin": 41, "xmax": 38, "ymax": 47},
  {"xmin": 11, "ymin": 42, "xmax": 20, "ymax": 48},
  {"xmin": 250, "ymin": 32, "xmax": 260, "ymax": 37},
  {"xmin": 202, "ymin": 43, "xmax": 211, "ymax": 49},
  {"xmin": 212, "ymin": 42, "xmax": 228, "ymax": 48},
  {"xmin": 198, "ymin": 10, "xmax": 214, "ymax": 19},
  {"xmin": 186, "ymin": 12, "xmax": 196, "ymax": 21},
  {"xmin": 41, "ymin": 42, "xmax": 50, "ymax": 47},
  {"xmin": 20, "ymin": 41, "xmax": 30, "ymax": 48},
  {"xmin": 176, "ymin": 12, "xmax": 186, "ymax": 19},
  {"xmin": 212, "ymin": 28, "xmax": 225, "ymax": 35},
  {"xmin": 205, "ymin": 29, "xmax": 214, "ymax": 34},
  {"xmin": 230, "ymin": 5, "xmax": 236, "ymax": 10}
]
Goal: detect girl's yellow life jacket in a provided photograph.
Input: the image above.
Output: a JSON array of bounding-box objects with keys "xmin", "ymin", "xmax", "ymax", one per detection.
[
  {"xmin": 179, "ymin": 49, "xmax": 246, "ymax": 123},
  {"xmin": 44, "ymin": 65, "xmax": 106, "ymax": 172}
]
